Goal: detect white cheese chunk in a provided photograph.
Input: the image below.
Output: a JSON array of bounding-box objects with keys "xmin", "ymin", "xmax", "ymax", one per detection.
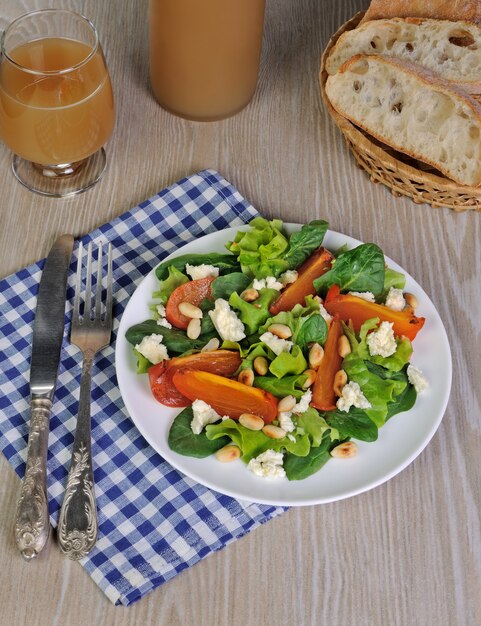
[
  {"xmin": 280, "ymin": 270, "xmax": 298, "ymax": 286},
  {"xmin": 185, "ymin": 264, "xmax": 219, "ymax": 280},
  {"xmin": 407, "ymin": 365, "xmax": 429, "ymax": 394},
  {"xmin": 252, "ymin": 276, "xmax": 283, "ymax": 291},
  {"xmin": 190, "ymin": 400, "xmax": 224, "ymax": 434},
  {"xmin": 385, "ymin": 287, "xmax": 406, "ymax": 312},
  {"xmin": 318, "ymin": 303, "xmax": 333, "ymax": 324},
  {"xmin": 259, "ymin": 331, "xmax": 293, "ymax": 355},
  {"xmin": 367, "ymin": 321, "xmax": 397, "ymax": 358},
  {"xmin": 293, "ymin": 390, "xmax": 312, "ymax": 414},
  {"xmin": 247, "ymin": 449, "xmax": 286, "ymax": 479},
  {"xmin": 208, "ymin": 298, "xmax": 246, "ymax": 342},
  {"xmin": 135, "ymin": 334, "xmax": 169, "ymax": 364},
  {"xmin": 278, "ymin": 411, "xmax": 295, "ymax": 433},
  {"xmin": 349, "ymin": 291, "xmax": 376, "ymax": 302},
  {"xmin": 336, "ymin": 381, "xmax": 372, "ymax": 413}
]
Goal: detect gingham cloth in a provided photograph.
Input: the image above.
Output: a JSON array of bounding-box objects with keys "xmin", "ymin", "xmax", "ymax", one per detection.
[{"xmin": 0, "ymin": 170, "xmax": 286, "ymax": 606}]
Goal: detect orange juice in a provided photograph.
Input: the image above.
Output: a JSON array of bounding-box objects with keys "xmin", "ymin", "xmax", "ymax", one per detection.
[
  {"xmin": 149, "ymin": 0, "xmax": 266, "ymax": 121},
  {"xmin": 0, "ymin": 37, "xmax": 114, "ymax": 165}
]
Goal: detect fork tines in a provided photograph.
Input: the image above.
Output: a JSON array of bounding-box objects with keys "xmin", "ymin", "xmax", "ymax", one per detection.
[{"xmin": 73, "ymin": 241, "xmax": 112, "ymax": 328}]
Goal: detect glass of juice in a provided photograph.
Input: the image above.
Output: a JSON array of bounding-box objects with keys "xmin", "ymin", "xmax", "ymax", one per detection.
[
  {"xmin": 0, "ymin": 9, "xmax": 115, "ymax": 197},
  {"xmin": 149, "ymin": 0, "xmax": 266, "ymax": 121}
]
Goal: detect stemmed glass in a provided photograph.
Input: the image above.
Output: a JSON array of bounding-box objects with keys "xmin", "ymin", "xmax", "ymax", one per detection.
[{"xmin": 0, "ymin": 9, "xmax": 114, "ymax": 197}]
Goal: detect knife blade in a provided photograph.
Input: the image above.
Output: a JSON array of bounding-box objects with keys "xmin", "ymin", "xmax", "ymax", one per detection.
[{"xmin": 14, "ymin": 234, "xmax": 74, "ymax": 560}]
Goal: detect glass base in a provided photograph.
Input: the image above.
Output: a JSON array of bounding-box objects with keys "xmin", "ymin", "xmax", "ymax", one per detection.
[{"xmin": 12, "ymin": 148, "xmax": 107, "ymax": 198}]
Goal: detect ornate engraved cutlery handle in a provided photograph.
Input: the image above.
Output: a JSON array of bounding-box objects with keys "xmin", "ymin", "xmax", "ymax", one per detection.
[
  {"xmin": 58, "ymin": 352, "xmax": 98, "ymax": 560},
  {"xmin": 14, "ymin": 397, "xmax": 51, "ymax": 560}
]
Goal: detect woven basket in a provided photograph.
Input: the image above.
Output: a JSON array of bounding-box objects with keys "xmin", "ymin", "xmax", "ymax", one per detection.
[{"xmin": 320, "ymin": 12, "xmax": 481, "ymax": 212}]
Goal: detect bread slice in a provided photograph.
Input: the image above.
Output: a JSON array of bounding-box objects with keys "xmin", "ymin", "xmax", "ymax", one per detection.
[
  {"xmin": 362, "ymin": 0, "xmax": 481, "ymax": 25},
  {"xmin": 325, "ymin": 54, "xmax": 481, "ymax": 186},
  {"xmin": 326, "ymin": 18, "xmax": 481, "ymax": 94}
]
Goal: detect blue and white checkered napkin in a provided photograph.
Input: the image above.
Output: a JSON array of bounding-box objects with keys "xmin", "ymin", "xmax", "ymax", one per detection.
[{"xmin": 0, "ymin": 170, "xmax": 286, "ymax": 606}]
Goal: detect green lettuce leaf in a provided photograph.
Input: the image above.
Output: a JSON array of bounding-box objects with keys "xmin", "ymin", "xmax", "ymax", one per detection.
[
  {"xmin": 229, "ymin": 289, "xmax": 278, "ymax": 335},
  {"xmin": 382, "ymin": 267, "xmax": 406, "ymax": 298},
  {"xmin": 297, "ymin": 407, "xmax": 339, "ymax": 446},
  {"xmin": 152, "ymin": 266, "xmax": 189, "ymax": 304},
  {"xmin": 269, "ymin": 345, "xmax": 307, "ymax": 378},
  {"xmin": 253, "ymin": 374, "xmax": 305, "ymax": 399}
]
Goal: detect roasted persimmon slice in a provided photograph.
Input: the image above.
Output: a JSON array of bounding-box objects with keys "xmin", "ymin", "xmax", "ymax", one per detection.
[
  {"xmin": 165, "ymin": 276, "xmax": 215, "ymax": 329},
  {"xmin": 269, "ymin": 247, "xmax": 333, "ymax": 315},
  {"xmin": 148, "ymin": 350, "xmax": 242, "ymax": 407},
  {"xmin": 172, "ymin": 370, "xmax": 278, "ymax": 423},
  {"xmin": 311, "ymin": 317, "xmax": 344, "ymax": 412},
  {"xmin": 324, "ymin": 285, "xmax": 425, "ymax": 341}
]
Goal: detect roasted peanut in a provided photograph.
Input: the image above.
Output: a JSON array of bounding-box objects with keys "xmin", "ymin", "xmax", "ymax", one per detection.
[
  {"xmin": 238, "ymin": 368, "xmax": 254, "ymax": 386},
  {"xmin": 186, "ymin": 317, "xmax": 201, "ymax": 340},
  {"xmin": 330, "ymin": 441, "xmax": 358, "ymax": 458},
  {"xmin": 240, "ymin": 288, "xmax": 259, "ymax": 302},
  {"xmin": 201, "ymin": 337, "xmax": 220, "ymax": 352},
  {"xmin": 333, "ymin": 369, "xmax": 348, "ymax": 396},
  {"xmin": 404, "ymin": 292, "xmax": 419, "ymax": 309},
  {"xmin": 215, "ymin": 445, "xmax": 241, "ymax": 462},
  {"xmin": 309, "ymin": 343, "xmax": 324, "ymax": 369},
  {"xmin": 262, "ymin": 424, "xmax": 286, "ymax": 439},
  {"xmin": 338, "ymin": 335, "xmax": 351, "ymax": 358},
  {"xmin": 253, "ymin": 356, "xmax": 269, "ymax": 375},
  {"xmin": 268, "ymin": 323, "xmax": 292, "ymax": 339},
  {"xmin": 239, "ymin": 413, "xmax": 264, "ymax": 431},
  {"xmin": 301, "ymin": 369, "xmax": 317, "ymax": 389},
  {"xmin": 178, "ymin": 301, "xmax": 203, "ymax": 319},
  {"xmin": 277, "ymin": 395, "xmax": 296, "ymax": 413}
]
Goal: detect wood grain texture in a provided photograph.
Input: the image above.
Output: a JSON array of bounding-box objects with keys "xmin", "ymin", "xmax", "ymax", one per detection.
[{"xmin": 1, "ymin": 0, "xmax": 480, "ymax": 624}]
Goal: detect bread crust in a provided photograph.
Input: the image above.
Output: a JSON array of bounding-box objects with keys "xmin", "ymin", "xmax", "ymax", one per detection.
[
  {"xmin": 362, "ymin": 0, "xmax": 481, "ymax": 25},
  {"xmin": 326, "ymin": 54, "xmax": 481, "ymax": 185}
]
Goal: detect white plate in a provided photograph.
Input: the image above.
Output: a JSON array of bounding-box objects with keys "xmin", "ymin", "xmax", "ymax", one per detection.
[{"xmin": 115, "ymin": 225, "xmax": 452, "ymax": 506}]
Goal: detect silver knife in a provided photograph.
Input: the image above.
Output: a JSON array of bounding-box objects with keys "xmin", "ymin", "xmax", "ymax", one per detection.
[{"xmin": 14, "ymin": 234, "xmax": 74, "ymax": 560}]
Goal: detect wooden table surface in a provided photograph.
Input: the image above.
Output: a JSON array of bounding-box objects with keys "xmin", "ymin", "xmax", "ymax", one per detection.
[{"xmin": 1, "ymin": 0, "xmax": 480, "ymax": 624}]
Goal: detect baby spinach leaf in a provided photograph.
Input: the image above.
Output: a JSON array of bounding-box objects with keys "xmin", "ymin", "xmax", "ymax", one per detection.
[
  {"xmin": 325, "ymin": 407, "xmax": 378, "ymax": 442},
  {"xmin": 313, "ymin": 243, "xmax": 385, "ymax": 296},
  {"xmin": 283, "ymin": 220, "xmax": 328, "ymax": 270},
  {"xmin": 168, "ymin": 408, "xmax": 230, "ymax": 458},
  {"xmin": 296, "ymin": 314, "xmax": 328, "ymax": 351},
  {"xmin": 284, "ymin": 434, "xmax": 333, "ymax": 481},
  {"xmin": 155, "ymin": 253, "xmax": 239, "ymax": 281},
  {"xmin": 212, "ymin": 273, "xmax": 251, "ymax": 300},
  {"xmin": 126, "ymin": 320, "xmax": 211, "ymax": 354}
]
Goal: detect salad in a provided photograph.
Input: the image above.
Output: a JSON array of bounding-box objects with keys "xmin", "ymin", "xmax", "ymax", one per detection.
[{"xmin": 125, "ymin": 218, "xmax": 428, "ymax": 481}]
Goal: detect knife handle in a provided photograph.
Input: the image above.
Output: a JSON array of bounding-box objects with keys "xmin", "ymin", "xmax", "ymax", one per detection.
[{"xmin": 14, "ymin": 398, "xmax": 51, "ymax": 560}]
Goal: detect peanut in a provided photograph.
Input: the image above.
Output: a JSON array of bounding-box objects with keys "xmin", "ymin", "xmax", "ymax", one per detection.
[
  {"xmin": 241, "ymin": 288, "xmax": 259, "ymax": 302},
  {"xmin": 404, "ymin": 292, "xmax": 419, "ymax": 309},
  {"xmin": 253, "ymin": 356, "xmax": 269, "ymax": 376},
  {"xmin": 186, "ymin": 317, "xmax": 201, "ymax": 340},
  {"xmin": 338, "ymin": 335, "xmax": 351, "ymax": 358},
  {"xmin": 239, "ymin": 413, "xmax": 264, "ymax": 431},
  {"xmin": 309, "ymin": 343, "xmax": 324, "ymax": 369},
  {"xmin": 330, "ymin": 441, "xmax": 358, "ymax": 458},
  {"xmin": 268, "ymin": 323, "xmax": 292, "ymax": 339},
  {"xmin": 215, "ymin": 445, "xmax": 241, "ymax": 462},
  {"xmin": 201, "ymin": 337, "xmax": 220, "ymax": 352},
  {"xmin": 277, "ymin": 395, "xmax": 296, "ymax": 413},
  {"xmin": 178, "ymin": 301, "xmax": 203, "ymax": 319},
  {"xmin": 262, "ymin": 424, "xmax": 286, "ymax": 439},
  {"xmin": 238, "ymin": 368, "xmax": 254, "ymax": 386},
  {"xmin": 302, "ymin": 369, "xmax": 317, "ymax": 389},
  {"xmin": 333, "ymin": 369, "xmax": 348, "ymax": 396}
]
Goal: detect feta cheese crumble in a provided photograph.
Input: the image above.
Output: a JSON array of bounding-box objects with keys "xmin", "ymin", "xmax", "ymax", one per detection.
[
  {"xmin": 407, "ymin": 365, "xmax": 429, "ymax": 394},
  {"xmin": 252, "ymin": 276, "xmax": 283, "ymax": 291},
  {"xmin": 385, "ymin": 287, "xmax": 406, "ymax": 312},
  {"xmin": 318, "ymin": 303, "xmax": 332, "ymax": 324},
  {"xmin": 349, "ymin": 291, "xmax": 376, "ymax": 302},
  {"xmin": 293, "ymin": 390, "xmax": 312, "ymax": 414},
  {"xmin": 278, "ymin": 411, "xmax": 295, "ymax": 433},
  {"xmin": 367, "ymin": 321, "xmax": 397, "ymax": 358},
  {"xmin": 135, "ymin": 334, "xmax": 169, "ymax": 365},
  {"xmin": 247, "ymin": 450, "xmax": 286, "ymax": 479},
  {"xmin": 190, "ymin": 400, "xmax": 225, "ymax": 434},
  {"xmin": 280, "ymin": 270, "xmax": 298, "ymax": 286},
  {"xmin": 208, "ymin": 298, "xmax": 246, "ymax": 341},
  {"xmin": 156, "ymin": 303, "xmax": 172, "ymax": 329},
  {"xmin": 185, "ymin": 264, "xmax": 219, "ymax": 280},
  {"xmin": 259, "ymin": 331, "xmax": 293, "ymax": 355},
  {"xmin": 336, "ymin": 381, "xmax": 371, "ymax": 412}
]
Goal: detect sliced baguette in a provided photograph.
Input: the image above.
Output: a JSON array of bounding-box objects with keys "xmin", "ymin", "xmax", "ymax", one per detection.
[
  {"xmin": 362, "ymin": 0, "xmax": 481, "ymax": 25},
  {"xmin": 325, "ymin": 54, "xmax": 481, "ymax": 186},
  {"xmin": 326, "ymin": 18, "xmax": 481, "ymax": 93}
]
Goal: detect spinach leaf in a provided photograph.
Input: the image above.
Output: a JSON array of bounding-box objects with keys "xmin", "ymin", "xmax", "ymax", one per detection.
[
  {"xmin": 365, "ymin": 363, "xmax": 417, "ymax": 420},
  {"xmin": 284, "ymin": 220, "xmax": 328, "ymax": 270},
  {"xmin": 296, "ymin": 314, "xmax": 328, "ymax": 351},
  {"xmin": 126, "ymin": 319, "xmax": 211, "ymax": 354},
  {"xmin": 253, "ymin": 375, "xmax": 305, "ymax": 399},
  {"xmin": 168, "ymin": 407, "xmax": 230, "ymax": 458},
  {"xmin": 325, "ymin": 407, "xmax": 378, "ymax": 442},
  {"xmin": 155, "ymin": 253, "xmax": 239, "ymax": 280},
  {"xmin": 284, "ymin": 434, "xmax": 333, "ymax": 481},
  {"xmin": 152, "ymin": 266, "xmax": 189, "ymax": 304},
  {"xmin": 212, "ymin": 273, "xmax": 251, "ymax": 300},
  {"xmin": 313, "ymin": 243, "xmax": 385, "ymax": 296}
]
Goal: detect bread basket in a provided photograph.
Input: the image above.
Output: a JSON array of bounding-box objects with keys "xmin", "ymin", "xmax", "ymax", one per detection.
[{"xmin": 320, "ymin": 12, "xmax": 481, "ymax": 212}]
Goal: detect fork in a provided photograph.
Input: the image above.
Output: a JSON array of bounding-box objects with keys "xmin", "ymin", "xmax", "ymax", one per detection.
[{"xmin": 58, "ymin": 241, "xmax": 112, "ymax": 560}]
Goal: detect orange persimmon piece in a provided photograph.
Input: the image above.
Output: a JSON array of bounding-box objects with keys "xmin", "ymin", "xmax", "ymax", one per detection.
[
  {"xmin": 148, "ymin": 350, "xmax": 242, "ymax": 407},
  {"xmin": 172, "ymin": 370, "xmax": 278, "ymax": 423},
  {"xmin": 165, "ymin": 276, "xmax": 215, "ymax": 329},
  {"xmin": 311, "ymin": 316, "xmax": 344, "ymax": 412},
  {"xmin": 269, "ymin": 247, "xmax": 334, "ymax": 315},
  {"xmin": 324, "ymin": 285, "xmax": 425, "ymax": 341}
]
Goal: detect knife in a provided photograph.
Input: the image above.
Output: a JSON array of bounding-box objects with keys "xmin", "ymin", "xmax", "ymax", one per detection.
[{"xmin": 14, "ymin": 234, "xmax": 74, "ymax": 560}]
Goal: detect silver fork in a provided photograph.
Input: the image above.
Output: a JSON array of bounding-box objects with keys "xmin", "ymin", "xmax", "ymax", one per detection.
[{"xmin": 58, "ymin": 241, "xmax": 112, "ymax": 560}]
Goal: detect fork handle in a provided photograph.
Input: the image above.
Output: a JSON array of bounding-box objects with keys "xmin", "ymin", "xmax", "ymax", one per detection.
[{"xmin": 58, "ymin": 351, "xmax": 98, "ymax": 560}]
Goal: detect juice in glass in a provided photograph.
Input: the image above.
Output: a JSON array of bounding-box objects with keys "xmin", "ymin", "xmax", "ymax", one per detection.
[
  {"xmin": 0, "ymin": 37, "xmax": 114, "ymax": 166},
  {"xmin": 149, "ymin": 0, "xmax": 266, "ymax": 121}
]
